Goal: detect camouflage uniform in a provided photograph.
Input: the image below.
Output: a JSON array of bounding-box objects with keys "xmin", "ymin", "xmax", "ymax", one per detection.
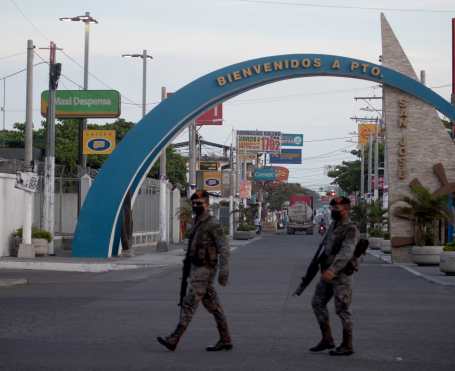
[
  {"xmin": 166, "ymin": 213, "xmax": 231, "ymax": 346},
  {"xmin": 311, "ymin": 220, "xmax": 359, "ymax": 338}
]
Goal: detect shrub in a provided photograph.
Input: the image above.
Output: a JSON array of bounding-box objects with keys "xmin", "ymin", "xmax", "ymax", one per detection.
[
  {"xmin": 444, "ymin": 241, "xmax": 455, "ymax": 252},
  {"xmin": 237, "ymin": 223, "xmax": 256, "ymax": 232},
  {"xmin": 13, "ymin": 227, "xmax": 53, "ymax": 242},
  {"xmin": 368, "ymin": 227, "xmax": 384, "ymax": 238}
]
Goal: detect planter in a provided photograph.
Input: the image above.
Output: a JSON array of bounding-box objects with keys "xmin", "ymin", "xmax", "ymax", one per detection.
[
  {"xmin": 234, "ymin": 230, "xmax": 255, "ymax": 240},
  {"xmin": 32, "ymin": 238, "xmax": 49, "ymax": 256},
  {"xmin": 411, "ymin": 246, "xmax": 444, "ymax": 266},
  {"xmin": 440, "ymin": 251, "xmax": 455, "ymax": 275},
  {"xmin": 368, "ymin": 237, "xmax": 383, "ymax": 250},
  {"xmin": 381, "ymin": 239, "xmax": 391, "ymax": 254}
]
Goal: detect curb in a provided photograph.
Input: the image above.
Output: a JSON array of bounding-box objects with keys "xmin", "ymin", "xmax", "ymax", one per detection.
[
  {"xmin": 0, "ymin": 261, "xmax": 156, "ymax": 273},
  {"xmin": 0, "ymin": 278, "xmax": 28, "ymax": 287},
  {"xmin": 396, "ymin": 264, "xmax": 455, "ymax": 287}
]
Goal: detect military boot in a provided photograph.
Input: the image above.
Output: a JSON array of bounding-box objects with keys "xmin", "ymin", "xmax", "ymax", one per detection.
[
  {"xmin": 157, "ymin": 324, "xmax": 185, "ymax": 351},
  {"xmin": 206, "ymin": 321, "xmax": 233, "ymax": 351},
  {"xmin": 309, "ymin": 321, "xmax": 335, "ymax": 352},
  {"xmin": 329, "ymin": 329, "xmax": 354, "ymax": 356}
]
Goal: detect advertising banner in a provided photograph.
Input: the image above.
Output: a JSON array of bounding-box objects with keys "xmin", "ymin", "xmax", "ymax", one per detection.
[
  {"xmin": 237, "ymin": 130, "xmax": 281, "ymax": 153},
  {"xmin": 254, "ymin": 167, "xmax": 276, "ymax": 181},
  {"xmin": 358, "ymin": 123, "xmax": 377, "ymax": 145},
  {"xmin": 239, "ymin": 180, "xmax": 252, "ymax": 199},
  {"xmin": 273, "ymin": 166, "xmax": 289, "ymax": 183},
  {"xmin": 202, "ymin": 171, "xmax": 222, "ymax": 192},
  {"xmin": 83, "ymin": 130, "xmax": 116, "ymax": 155},
  {"xmin": 41, "ymin": 90, "xmax": 121, "ymax": 118},
  {"xmin": 196, "ymin": 104, "xmax": 223, "ymax": 125},
  {"xmin": 270, "ymin": 149, "xmax": 302, "ymax": 164},
  {"xmin": 281, "ymin": 133, "xmax": 304, "ymax": 147}
]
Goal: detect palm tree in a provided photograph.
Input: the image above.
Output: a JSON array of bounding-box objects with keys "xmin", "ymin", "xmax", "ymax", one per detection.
[
  {"xmin": 351, "ymin": 202, "xmax": 368, "ymax": 233},
  {"xmin": 395, "ymin": 184, "xmax": 452, "ymax": 246}
]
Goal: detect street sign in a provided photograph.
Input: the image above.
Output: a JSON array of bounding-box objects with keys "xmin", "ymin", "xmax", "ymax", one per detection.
[
  {"xmin": 83, "ymin": 130, "xmax": 116, "ymax": 155},
  {"xmin": 254, "ymin": 167, "xmax": 276, "ymax": 181},
  {"xmin": 41, "ymin": 90, "xmax": 121, "ymax": 118},
  {"xmin": 281, "ymin": 133, "xmax": 304, "ymax": 147},
  {"xmin": 270, "ymin": 149, "xmax": 302, "ymax": 164},
  {"xmin": 199, "ymin": 161, "xmax": 219, "ymax": 171},
  {"xmin": 196, "ymin": 104, "xmax": 223, "ymax": 125}
]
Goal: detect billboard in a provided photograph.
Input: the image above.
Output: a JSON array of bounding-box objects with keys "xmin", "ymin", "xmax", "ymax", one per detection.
[
  {"xmin": 270, "ymin": 149, "xmax": 302, "ymax": 164},
  {"xmin": 254, "ymin": 167, "xmax": 276, "ymax": 181},
  {"xmin": 358, "ymin": 123, "xmax": 377, "ymax": 145},
  {"xmin": 83, "ymin": 130, "xmax": 116, "ymax": 155},
  {"xmin": 196, "ymin": 104, "xmax": 223, "ymax": 125},
  {"xmin": 41, "ymin": 90, "xmax": 121, "ymax": 118},
  {"xmin": 281, "ymin": 133, "xmax": 304, "ymax": 147},
  {"xmin": 237, "ymin": 130, "xmax": 281, "ymax": 153}
]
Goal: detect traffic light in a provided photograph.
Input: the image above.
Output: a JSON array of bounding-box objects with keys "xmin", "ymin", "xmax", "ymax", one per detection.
[{"xmin": 50, "ymin": 63, "xmax": 62, "ymax": 90}]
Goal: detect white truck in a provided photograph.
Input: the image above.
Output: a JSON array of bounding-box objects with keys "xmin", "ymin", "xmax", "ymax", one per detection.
[{"xmin": 286, "ymin": 201, "xmax": 314, "ymax": 235}]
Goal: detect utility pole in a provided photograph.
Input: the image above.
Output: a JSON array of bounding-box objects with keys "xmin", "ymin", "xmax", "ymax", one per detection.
[
  {"xmin": 373, "ymin": 124, "xmax": 379, "ymax": 201},
  {"xmin": 22, "ymin": 39, "xmax": 35, "ymax": 250},
  {"xmin": 42, "ymin": 42, "xmax": 61, "ymax": 255},
  {"xmin": 121, "ymin": 50, "xmax": 153, "ymax": 117},
  {"xmin": 157, "ymin": 86, "xmax": 168, "ymax": 251},
  {"xmin": 188, "ymin": 120, "xmax": 197, "ymax": 197},
  {"xmin": 229, "ymin": 140, "xmax": 234, "ymax": 237},
  {"xmin": 367, "ymin": 133, "xmax": 373, "ymax": 199},
  {"xmin": 360, "ymin": 144, "xmax": 365, "ymax": 199},
  {"xmin": 1, "ymin": 78, "xmax": 5, "ymax": 131}
]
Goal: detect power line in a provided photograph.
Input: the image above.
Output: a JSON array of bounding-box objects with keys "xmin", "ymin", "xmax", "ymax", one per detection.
[
  {"xmin": 34, "ymin": 51, "xmax": 84, "ymax": 89},
  {"xmin": 8, "ymin": 0, "xmax": 50, "ymax": 41},
  {"xmin": 228, "ymin": 86, "xmax": 379, "ymax": 105},
  {"xmin": 228, "ymin": 0, "xmax": 455, "ymax": 13},
  {"xmin": 0, "ymin": 51, "xmax": 26, "ymax": 61}
]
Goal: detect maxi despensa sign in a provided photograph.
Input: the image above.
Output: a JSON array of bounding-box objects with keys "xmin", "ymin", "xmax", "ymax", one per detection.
[{"xmin": 41, "ymin": 90, "xmax": 121, "ymax": 119}]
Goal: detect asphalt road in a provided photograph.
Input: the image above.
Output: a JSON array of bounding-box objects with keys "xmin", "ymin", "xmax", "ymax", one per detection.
[{"xmin": 1, "ymin": 234, "xmax": 455, "ymax": 371}]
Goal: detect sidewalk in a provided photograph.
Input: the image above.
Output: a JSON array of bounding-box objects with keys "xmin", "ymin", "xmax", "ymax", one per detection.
[
  {"xmin": 368, "ymin": 248, "xmax": 455, "ymax": 287},
  {"xmin": 0, "ymin": 236, "xmax": 261, "ymax": 284}
]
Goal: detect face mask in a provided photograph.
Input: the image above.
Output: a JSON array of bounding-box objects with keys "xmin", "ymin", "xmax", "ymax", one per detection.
[
  {"xmin": 192, "ymin": 205, "xmax": 205, "ymax": 216},
  {"xmin": 331, "ymin": 209, "xmax": 342, "ymax": 221}
]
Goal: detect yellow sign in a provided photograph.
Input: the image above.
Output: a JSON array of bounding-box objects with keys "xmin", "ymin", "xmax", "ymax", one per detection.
[
  {"xmin": 202, "ymin": 171, "xmax": 222, "ymax": 192},
  {"xmin": 83, "ymin": 130, "xmax": 116, "ymax": 155},
  {"xmin": 358, "ymin": 124, "xmax": 377, "ymax": 145}
]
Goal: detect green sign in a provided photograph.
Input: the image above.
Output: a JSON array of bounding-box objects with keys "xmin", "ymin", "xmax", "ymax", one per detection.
[{"xmin": 41, "ymin": 90, "xmax": 121, "ymax": 118}]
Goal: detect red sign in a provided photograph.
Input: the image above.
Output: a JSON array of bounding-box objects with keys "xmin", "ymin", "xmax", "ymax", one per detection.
[
  {"xmin": 289, "ymin": 194, "xmax": 312, "ymax": 207},
  {"xmin": 262, "ymin": 135, "xmax": 281, "ymax": 152},
  {"xmin": 272, "ymin": 166, "xmax": 289, "ymax": 183},
  {"xmin": 196, "ymin": 104, "xmax": 223, "ymax": 126}
]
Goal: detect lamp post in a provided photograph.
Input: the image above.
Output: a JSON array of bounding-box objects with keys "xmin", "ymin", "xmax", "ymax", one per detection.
[
  {"xmin": 59, "ymin": 11, "xmax": 98, "ymax": 171},
  {"xmin": 121, "ymin": 50, "xmax": 153, "ymax": 117}
]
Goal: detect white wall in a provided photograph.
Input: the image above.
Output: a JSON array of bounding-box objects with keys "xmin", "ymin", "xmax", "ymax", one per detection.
[{"xmin": 0, "ymin": 173, "xmax": 28, "ymax": 257}]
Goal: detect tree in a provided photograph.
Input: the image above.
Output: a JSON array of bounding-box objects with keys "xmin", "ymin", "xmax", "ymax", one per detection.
[
  {"xmin": 148, "ymin": 146, "xmax": 187, "ymax": 189},
  {"xmin": 261, "ymin": 182, "xmax": 315, "ymax": 210},
  {"xmin": 327, "ymin": 158, "xmax": 361, "ymax": 194}
]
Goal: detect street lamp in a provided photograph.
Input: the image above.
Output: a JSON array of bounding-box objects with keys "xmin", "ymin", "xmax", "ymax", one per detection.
[
  {"xmin": 121, "ymin": 50, "xmax": 153, "ymax": 117},
  {"xmin": 59, "ymin": 11, "xmax": 98, "ymax": 170}
]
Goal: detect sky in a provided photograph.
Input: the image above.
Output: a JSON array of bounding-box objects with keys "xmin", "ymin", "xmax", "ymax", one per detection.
[{"xmin": 1, "ymin": 0, "xmax": 454, "ymax": 191}]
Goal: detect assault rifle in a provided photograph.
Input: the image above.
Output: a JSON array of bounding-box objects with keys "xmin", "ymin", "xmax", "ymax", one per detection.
[
  {"xmin": 179, "ymin": 256, "xmax": 191, "ymax": 309},
  {"xmin": 292, "ymin": 238, "xmax": 369, "ymax": 296}
]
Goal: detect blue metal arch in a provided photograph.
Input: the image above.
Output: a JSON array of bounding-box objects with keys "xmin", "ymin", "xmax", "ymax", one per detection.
[{"xmin": 72, "ymin": 54, "xmax": 455, "ymax": 257}]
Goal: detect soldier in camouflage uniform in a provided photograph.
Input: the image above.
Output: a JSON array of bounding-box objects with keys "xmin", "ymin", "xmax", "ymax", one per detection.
[
  {"xmin": 157, "ymin": 190, "xmax": 232, "ymax": 352},
  {"xmin": 310, "ymin": 197, "xmax": 359, "ymax": 356}
]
